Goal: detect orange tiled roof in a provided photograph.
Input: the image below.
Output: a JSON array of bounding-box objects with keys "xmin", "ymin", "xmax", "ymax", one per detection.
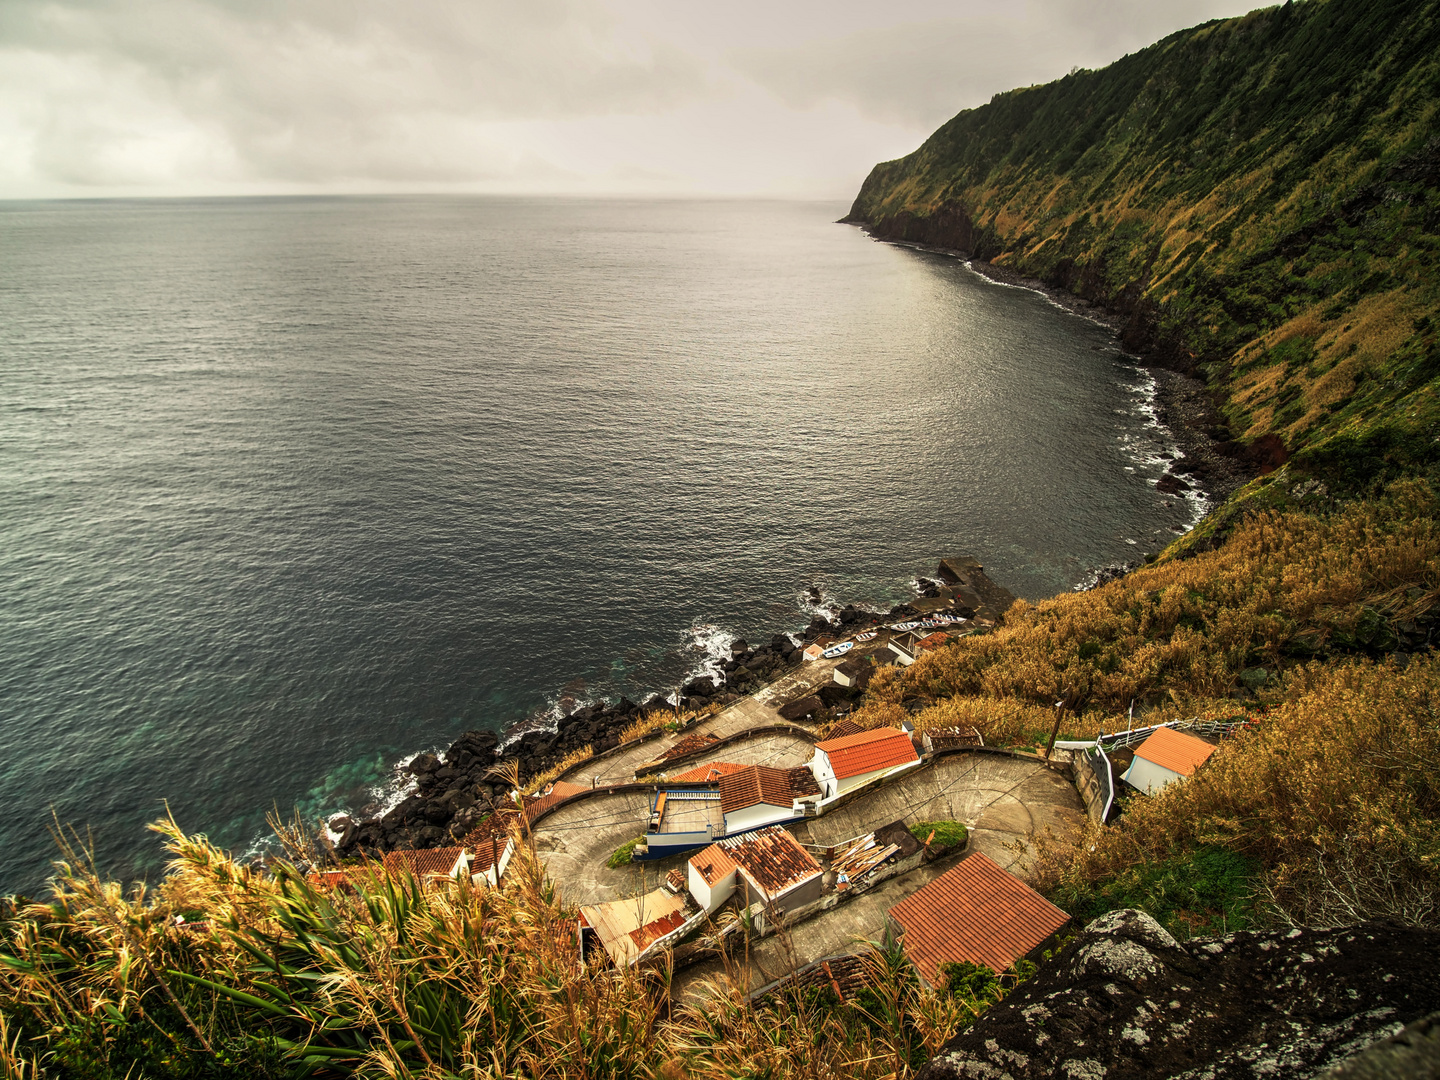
[
  {"xmin": 888, "ymin": 852, "xmax": 1069, "ymax": 985},
  {"xmin": 382, "ymin": 846, "xmax": 466, "ymax": 880},
  {"xmin": 469, "ymin": 832, "xmax": 513, "ymax": 875},
  {"xmin": 815, "ymin": 727, "xmax": 919, "ymax": 779},
  {"xmin": 1133, "ymin": 726, "xmax": 1216, "ymax": 777},
  {"xmin": 669, "ymin": 760, "xmax": 750, "ymax": 784},
  {"xmin": 917, "ymin": 632, "xmax": 949, "ymax": 651},
  {"xmin": 690, "ymin": 843, "xmax": 738, "ymax": 887},
  {"xmin": 522, "ymin": 780, "xmax": 587, "ymax": 826},
  {"xmin": 718, "ymin": 825, "xmax": 821, "ymax": 898},
  {"xmin": 719, "ymin": 765, "xmax": 818, "ymax": 814}
]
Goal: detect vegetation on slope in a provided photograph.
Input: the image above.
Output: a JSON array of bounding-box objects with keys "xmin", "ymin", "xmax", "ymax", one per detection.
[
  {"xmin": 848, "ymin": 0, "xmax": 1440, "ymax": 503},
  {"xmin": 6, "ymin": 6, "xmax": 1440, "ymax": 1076},
  {"xmin": 846, "ymin": 482, "xmax": 1440, "ymax": 936},
  {"xmin": 0, "ymin": 824, "xmax": 1008, "ymax": 1079}
]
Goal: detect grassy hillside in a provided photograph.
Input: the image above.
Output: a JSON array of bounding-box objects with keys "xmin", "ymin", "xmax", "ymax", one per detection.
[
  {"xmin": 5, "ymin": 6, "xmax": 1440, "ymax": 1077},
  {"xmin": 847, "ymin": 0, "xmax": 1440, "ymax": 504}
]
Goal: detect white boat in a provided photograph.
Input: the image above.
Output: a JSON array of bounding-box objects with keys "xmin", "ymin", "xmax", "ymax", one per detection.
[
  {"xmin": 890, "ymin": 621, "xmax": 920, "ymax": 631},
  {"xmin": 821, "ymin": 641, "xmax": 855, "ymax": 658},
  {"xmin": 855, "ymin": 631, "xmax": 878, "ymax": 642}
]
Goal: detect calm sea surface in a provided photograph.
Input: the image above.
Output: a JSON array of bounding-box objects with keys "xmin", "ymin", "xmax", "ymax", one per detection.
[{"xmin": 0, "ymin": 196, "xmax": 1194, "ymax": 894}]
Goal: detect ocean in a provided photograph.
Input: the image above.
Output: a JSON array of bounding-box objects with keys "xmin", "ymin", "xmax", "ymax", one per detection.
[{"xmin": 0, "ymin": 196, "xmax": 1196, "ymax": 894}]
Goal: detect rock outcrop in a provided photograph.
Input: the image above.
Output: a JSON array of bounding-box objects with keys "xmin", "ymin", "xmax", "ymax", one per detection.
[{"xmin": 918, "ymin": 909, "xmax": 1440, "ymax": 1080}]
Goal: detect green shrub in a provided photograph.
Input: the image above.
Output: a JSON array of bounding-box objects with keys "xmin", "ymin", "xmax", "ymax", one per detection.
[
  {"xmin": 909, "ymin": 821, "xmax": 969, "ymax": 850},
  {"xmin": 606, "ymin": 837, "xmax": 644, "ymax": 869},
  {"xmin": 1048, "ymin": 844, "xmax": 1259, "ymax": 938}
]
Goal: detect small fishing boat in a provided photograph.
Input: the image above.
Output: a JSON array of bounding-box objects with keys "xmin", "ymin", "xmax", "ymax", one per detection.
[
  {"xmin": 890, "ymin": 621, "xmax": 920, "ymax": 631},
  {"xmin": 855, "ymin": 631, "xmax": 878, "ymax": 642},
  {"xmin": 821, "ymin": 641, "xmax": 855, "ymax": 658}
]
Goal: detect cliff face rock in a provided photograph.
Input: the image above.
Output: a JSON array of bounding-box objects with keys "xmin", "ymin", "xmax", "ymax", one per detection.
[
  {"xmin": 918, "ymin": 909, "xmax": 1440, "ymax": 1080},
  {"xmin": 843, "ymin": 0, "xmax": 1440, "ymax": 493}
]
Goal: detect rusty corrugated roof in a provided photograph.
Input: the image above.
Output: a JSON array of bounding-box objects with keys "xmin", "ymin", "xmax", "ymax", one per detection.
[
  {"xmin": 1133, "ymin": 726, "xmax": 1216, "ymax": 777},
  {"xmin": 628, "ymin": 908, "xmax": 687, "ymax": 951},
  {"xmin": 888, "ymin": 852, "xmax": 1069, "ymax": 985},
  {"xmin": 826, "ymin": 718, "xmax": 867, "ymax": 740},
  {"xmin": 815, "ymin": 727, "xmax": 918, "ymax": 779}
]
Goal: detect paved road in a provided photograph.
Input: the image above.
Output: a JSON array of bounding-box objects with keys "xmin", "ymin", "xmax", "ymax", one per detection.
[
  {"xmin": 555, "ymin": 656, "xmax": 843, "ymax": 787},
  {"xmin": 528, "ymin": 790, "xmax": 655, "ymax": 907},
  {"xmin": 533, "ymin": 729, "xmax": 818, "ymax": 906}
]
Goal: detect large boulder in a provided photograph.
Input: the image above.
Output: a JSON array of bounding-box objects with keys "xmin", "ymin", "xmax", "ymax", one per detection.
[
  {"xmin": 918, "ymin": 909, "xmax": 1440, "ymax": 1080},
  {"xmin": 778, "ymin": 695, "xmax": 823, "ymax": 721}
]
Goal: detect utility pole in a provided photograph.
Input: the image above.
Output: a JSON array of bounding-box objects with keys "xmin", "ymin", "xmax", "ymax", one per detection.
[{"xmin": 1044, "ymin": 699, "xmax": 1066, "ymax": 759}]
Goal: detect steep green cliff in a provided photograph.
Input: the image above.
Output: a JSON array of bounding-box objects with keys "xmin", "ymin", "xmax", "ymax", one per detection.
[{"xmin": 847, "ymin": 0, "xmax": 1440, "ymax": 499}]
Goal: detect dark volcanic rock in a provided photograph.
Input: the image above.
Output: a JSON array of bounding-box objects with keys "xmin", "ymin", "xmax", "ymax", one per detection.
[
  {"xmin": 1156, "ymin": 472, "xmax": 1191, "ymax": 495},
  {"xmin": 918, "ymin": 909, "xmax": 1440, "ymax": 1080},
  {"xmin": 681, "ymin": 675, "xmax": 715, "ymax": 698},
  {"xmin": 778, "ymin": 695, "xmax": 824, "ymax": 721}
]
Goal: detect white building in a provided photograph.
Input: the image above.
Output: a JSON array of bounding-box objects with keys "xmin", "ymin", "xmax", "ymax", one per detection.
[
  {"xmin": 1120, "ymin": 726, "xmax": 1217, "ymax": 796},
  {"xmin": 809, "ymin": 727, "xmax": 921, "ymax": 801},
  {"xmin": 718, "ymin": 765, "xmax": 821, "ymax": 834},
  {"xmin": 687, "ymin": 825, "xmax": 824, "ymax": 915}
]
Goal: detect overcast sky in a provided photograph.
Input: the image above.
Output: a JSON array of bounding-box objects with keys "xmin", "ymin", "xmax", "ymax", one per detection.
[{"xmin": 0, "ymin": 0, "xmax": 1261, "ymax": 200}]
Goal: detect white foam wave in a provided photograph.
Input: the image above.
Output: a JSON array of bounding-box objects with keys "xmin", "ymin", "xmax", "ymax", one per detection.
[{"xmin": 680, "ymin": 622, "xmax": 738, "ymax": 690}]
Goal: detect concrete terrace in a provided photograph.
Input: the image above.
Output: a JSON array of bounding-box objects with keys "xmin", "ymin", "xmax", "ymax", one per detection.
[
  {"xmin": 555, "ymin": 654, "xmax": 849, "ymax": 787},
  {"xmin": 672, "ymin": 754, "xmax": 1084, "ymax": 1003}
]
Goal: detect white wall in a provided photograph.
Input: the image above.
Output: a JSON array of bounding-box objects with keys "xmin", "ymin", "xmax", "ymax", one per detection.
[
  {"xmin": 810, "ymin": 750, "xmax": 838, "ymax": 799},
  {"xmin": 1121, "ymin": 756, "xmax": 1184, "ymax": 796},
  {"xmin": 723, "ymin": 802, "xmax": 795, "ymax": 836},
  {"xmin": 688, "ymin": 859, "xmax": 737, "ymax": 914}
]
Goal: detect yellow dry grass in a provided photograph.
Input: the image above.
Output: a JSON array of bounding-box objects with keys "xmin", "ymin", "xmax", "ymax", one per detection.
[
  {"xmin": 855, "ymin": 481, "xmax": 1440, "ymax": 717},
  {"xmin": 1029, "ymin": 655, "xmax": 1440, "ymax": 928}
]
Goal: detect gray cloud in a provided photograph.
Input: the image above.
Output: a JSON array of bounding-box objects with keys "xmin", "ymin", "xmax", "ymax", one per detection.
[
  {"xmin": 0, "ymin": 0, "xmax": 1263, "ymax": 195},
  {"xmin": 0, "ymin": 0, "xmax": 708, "ymax": 186},
  {"xmin": 730, "ymin": 0, "xmax": 1259, "ymax": 131}
]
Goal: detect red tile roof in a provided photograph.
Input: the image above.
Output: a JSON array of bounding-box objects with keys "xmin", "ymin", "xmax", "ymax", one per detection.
[
  {"xmin": 521, "ymin": 780, "xmax": 587, "ymax": 826},
  {"xmin": 690, "ymin": 844, "xmax": 738, "ymax": 887},
  {"xmin": 306, "ymin": 870, "xmax": 355, "ymax": 893},
  {"xmin": 719, "ymin": 765, "xmax": 820, "ymax": 814},
  {"xmin": 1133, "ymin": 726, "xmax": 1216, "ymax": 777},
  {"xmin": 718, "ymin": 825, "xmax": 821, "ymax": 899},
  {"xmin": 917, "ymin": 632, "xmax": 949, "ymax": 651},
  {"xmin": 815, "ymin": 727, "xmax": 919, "ymax": 779},
  {"xmin": 382, "ymin": 846, "xmax": 467, "ymax": 880},
  {"xmin": 669, "ymin": 760, "xmax": 750, "ymax": 784},
  {"xmin": 888, "ymin": 852, "xmax": 1069, "ymax": 985},
  {"xmin": 469, "ymin": 833, "xmax": 513, "ymax": 876}
]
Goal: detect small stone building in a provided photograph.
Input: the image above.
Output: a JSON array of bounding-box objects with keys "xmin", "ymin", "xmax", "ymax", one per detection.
[{"xmin": 1121, "ymin": 726, "xmax": 1217, "ymax": 796}]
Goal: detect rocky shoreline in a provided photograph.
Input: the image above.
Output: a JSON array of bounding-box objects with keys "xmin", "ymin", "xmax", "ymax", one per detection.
[
  {"xmin": 330, "ymin": 239, "xmax": 1266, "ymax": 865},
  {"xmin": 330, "ymin": 589, "xmax": 949, "ymax": 859}
]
